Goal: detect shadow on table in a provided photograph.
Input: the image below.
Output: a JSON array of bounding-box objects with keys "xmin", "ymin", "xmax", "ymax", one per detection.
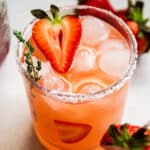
[{"xmin": 22, "ymin": 126, "xmax": 46, "ymax": 150}]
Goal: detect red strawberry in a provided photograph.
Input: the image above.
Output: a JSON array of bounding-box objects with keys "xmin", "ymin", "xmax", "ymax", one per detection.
[
  {"xmin": 78, "ymin": 0, "xmax": 115, "ymax": 12},
  {"xmin": 136, "ymin": 36, "xmax": 149, "ymax": 54},
  {"xmin": 31, "ymin": 5, "xmax": 82, "ymax": 73},
  {"xmin": 101, "ymin": 124, "xmax": 150, "ymax": 150},
  {"xmin": 54, "ymin": 120, "xmax": 92, "ymax": 143},
  {"xmin": 115, "ymin": 9, "xmax": 128, "ymax": 21},
  {"xmin": 126, "ymin": 21, "xmax": 139, "ymax": 36}
]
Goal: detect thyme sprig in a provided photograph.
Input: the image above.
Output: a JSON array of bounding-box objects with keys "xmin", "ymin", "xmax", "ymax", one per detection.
[{"xmin": 13, "ymin": 30, "xmax": 42, "ymax": 82}]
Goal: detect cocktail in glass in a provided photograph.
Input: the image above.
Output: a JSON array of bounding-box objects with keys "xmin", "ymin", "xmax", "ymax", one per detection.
[{"xmin": 16, "ymin": 5, "xmax": 137, "ymax": 150}]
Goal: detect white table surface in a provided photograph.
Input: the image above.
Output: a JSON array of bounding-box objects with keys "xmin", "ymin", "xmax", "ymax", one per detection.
[{"xmin": 0, "ymin": 0, "xmax": 150, "ymax": 150}]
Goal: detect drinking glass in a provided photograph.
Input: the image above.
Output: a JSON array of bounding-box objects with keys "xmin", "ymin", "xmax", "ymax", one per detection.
[
  {"xmin": 16, "ymin": 5, "xmax": 137, "ymax": 150},
  {"xmin": 0, "ymin": 0, "xmax": 10, "ymax": 65}
]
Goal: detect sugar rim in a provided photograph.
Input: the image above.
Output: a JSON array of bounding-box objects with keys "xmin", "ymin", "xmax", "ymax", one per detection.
[{"xmin": 16, "ymin": 5, "xmax": 137, "ymax": 103}]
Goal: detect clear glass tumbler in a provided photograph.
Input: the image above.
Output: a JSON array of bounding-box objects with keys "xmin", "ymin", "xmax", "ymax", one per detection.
[{"xmin": 16, "ymin": 5, "xmax": 137, "ymax": 150}]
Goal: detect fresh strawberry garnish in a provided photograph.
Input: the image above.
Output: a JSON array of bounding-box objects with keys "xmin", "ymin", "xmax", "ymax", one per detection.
[
  {"xmin": 115, "ymin": 0, "xmax": 150, "ymax": 54},
  {"xmin": 125, "ymin": 0, "xmax": 150, "ymax": 54},
  {"xmin": 136, "ymin": 36, "xmax": 149, "ymax": 54},
  {"xmin": 101, "ymin": 123, "xmax": 150, "ymax": 150},
  {"xmin": 54, "ymin": 120, "xmax": 92, "ymax": 143},
  {"xmin": 31, "ymin": 5, "xmax": 82, "ymax": 73},
  {"xmin": 78, "ymin": 0, "xmax": 115, "ymax": 12}
]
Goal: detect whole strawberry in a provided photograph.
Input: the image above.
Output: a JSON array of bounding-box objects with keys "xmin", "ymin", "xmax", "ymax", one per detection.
[
  {"xmin": 78, "ymin": 0, "xmax": 115, "ymax": 12},
  {"xmin": 101, "ymin": 123, "xmax": 150, "ymax": 150},
  {"xmin": 123, "ymin": 0, "xmax": 150, "ymax": 55}
]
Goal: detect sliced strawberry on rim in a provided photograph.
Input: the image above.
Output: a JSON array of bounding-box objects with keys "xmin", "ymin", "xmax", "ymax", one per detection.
[
  {"xmin": 54, "ymin": 120, "xmax": 92, "ymax": 143},
  {"xmin": 31, "ymin": 5, "xmax": 82, "ymax": 73}
]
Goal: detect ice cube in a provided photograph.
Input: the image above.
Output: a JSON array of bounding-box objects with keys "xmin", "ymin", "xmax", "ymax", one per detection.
[
  {"xmin": 97, "ymin": 39, "xmax": 125, "ymax": 55},
  {"xmin": 39, "ymin": 62, "xmax": 51, "ymax": 75},
  {"xmin": 98, "ymin": 49, "xmax": 130, "ymax": 77},
  {"xmin": 39, "ymin": 74, "xmax": 71, "ymax": 92},
  {"xmin": 81, "ymin": 16, "xmax": 109, "ymax": 46},
  {"xmin": 72, "ymin": 48, "xmax": 95, "ymax": 73},
  {"xmin": 77, "ymin": 82, "xmax": 103, "ymax": 94}
]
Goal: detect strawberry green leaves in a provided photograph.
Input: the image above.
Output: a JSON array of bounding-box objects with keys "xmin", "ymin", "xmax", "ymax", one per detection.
[
  {"xmin": 123, "ymin": 0, "xmax": 150, "ymax": 53},
  {"xmin": 127, "ymin": 0, "xmax": 144, "ymax": 23},
  {"xmin": 102, "ymin": 124, "xmax": 150, "ymax": 150},
  {"xmin": 50, "ymin": 4, "xmax": 60, "ymax": 22},
  {"xmin": 109, "ymin": 125, "xmax": 131, "ymax": 150},
  {"xmin": 127, "ymin": 0, "xmax": 150, "ymax": 35},
  {"xmin": 31, "ymin": 9, "xmax": 50, "ymax": 20},
  {"xmin": 31, "ymin": 5, "xmax": 61, "ymax": 23}
]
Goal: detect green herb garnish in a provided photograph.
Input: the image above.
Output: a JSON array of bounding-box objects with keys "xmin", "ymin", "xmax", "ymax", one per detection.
[{"xmin": 13, "ymin": 30, "xmax": 42, "ymax": 82}]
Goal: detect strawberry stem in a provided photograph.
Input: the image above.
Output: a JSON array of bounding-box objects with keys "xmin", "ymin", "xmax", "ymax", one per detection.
[
  {"xmin": 31, "ymin": 5, "xmax": 62, "ymax": 24},
  {"xmin": 107, "ymin": 124, "xmax": 150, "ymax": 150},
  {"xmin": 50, "ymin": 5, "xmax": 61, "ymax": 23}
]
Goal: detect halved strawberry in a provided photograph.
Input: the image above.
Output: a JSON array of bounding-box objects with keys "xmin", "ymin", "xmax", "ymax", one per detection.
[
  {"xmin": 32, "ymin": 5, "xmax": 82, "ymax": 73},
  {"xmin": 101, "ymin": 124, "xmax": 150, "ymax": 150},
  {"xmin": 54, "ymin": 120, "xmax": 92, "ymax": 143}
]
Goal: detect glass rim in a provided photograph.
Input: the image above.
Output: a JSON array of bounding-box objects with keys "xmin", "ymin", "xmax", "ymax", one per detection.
[{"xmin": 16, "ymin": 5, "xmax": 137, "ymax": 103}]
